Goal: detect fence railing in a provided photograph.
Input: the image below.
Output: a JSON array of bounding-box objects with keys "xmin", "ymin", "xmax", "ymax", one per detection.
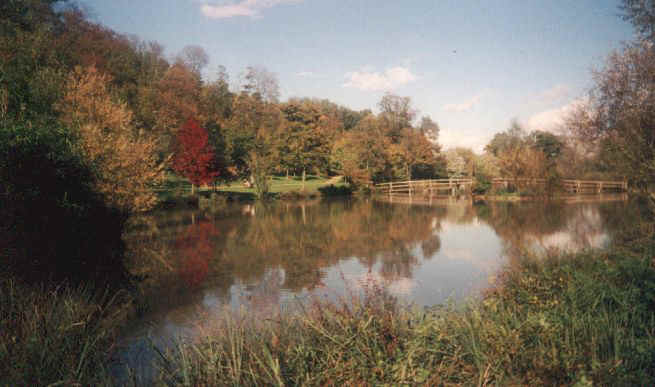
[
  {"xmin": 374, "ymin": 178, "xmax": 473, "ymax": 195},
  {"xmin": 491, "ymin": 178, "xmax": 627, "ymax": 193}
]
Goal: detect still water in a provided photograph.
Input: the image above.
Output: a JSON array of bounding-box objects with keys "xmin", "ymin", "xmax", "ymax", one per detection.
[{"xmin": 116, "ymin": 195, "xmax": 630, "ymax": 377}]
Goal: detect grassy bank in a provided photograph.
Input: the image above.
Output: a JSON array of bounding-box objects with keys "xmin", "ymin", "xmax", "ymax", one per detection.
[
  {"xmin": 157, "ymin": 173, "xmax": 350, "ymax": 203},
  {"xmin": 4, "ymin": 243, "xmax": 652, "ymax": 385},
  {"xmin": 154, "ymin": 247, "xmax": 655, "ymax": 385}
]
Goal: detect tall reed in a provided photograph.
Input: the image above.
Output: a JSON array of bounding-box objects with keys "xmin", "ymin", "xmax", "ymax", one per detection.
[
  {"xmin": 154, "ymin": 248, "xmax": 655, "ymax": 385},
  {"xmin": 0, "ymin": 278, "xmax": 128, "ymax": 385}
]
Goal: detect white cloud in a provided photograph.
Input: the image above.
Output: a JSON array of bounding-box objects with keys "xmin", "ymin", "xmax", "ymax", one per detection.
[
  {"xmin": 343, "ymin": 66, "xmax": 417, "ymax": 91},
  {"xmin": 201, "ymin": 0, "xmax": 301, "ymax": 19},
  {"xmin": 439, "ymin": 129, "xmax": 490, "ymax": 153},
  {"xmin": 526, "ymin": 98, "xmax": 587, "ymax": 132},
  {"xmin": 538, "ymin": 84, "xmax": 570, "ymax": 103},
  {"xmin": 442, "ymin": 94, "xmax": 483, "ymax": 112}
]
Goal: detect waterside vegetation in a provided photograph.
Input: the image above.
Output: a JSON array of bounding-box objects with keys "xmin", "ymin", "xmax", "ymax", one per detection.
[{"xmin": 155, "ymin": 243, "xmax": 655, "ymax": 386}]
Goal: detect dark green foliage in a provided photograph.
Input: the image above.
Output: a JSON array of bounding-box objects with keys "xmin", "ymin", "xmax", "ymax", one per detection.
[
  {"xmin": 472, "ymin": 175, "xmax": 492, "ymax": 194},
  {"xmin": 318, "ymin": 184, "xmax": 354, "ymax": 196},
  {"xmin": 530, "ymin": 130, "xmax": 564, "ymax": 160},
  {"xmin": 0, "ymin": 120, "xmax": 126, "ymax": 283}
]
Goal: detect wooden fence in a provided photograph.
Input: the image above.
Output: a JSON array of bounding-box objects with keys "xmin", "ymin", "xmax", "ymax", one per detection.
[
  {"xmin": 491, "ymin": 178, "xmax": 627, "ymax": 194},
  {"xmin": 374, "ymin": 178, "xmax": 473, "ymax": 196},
  {"xmin": 374, "ymin": 177, "xmax": 627, "ymax": 196}
]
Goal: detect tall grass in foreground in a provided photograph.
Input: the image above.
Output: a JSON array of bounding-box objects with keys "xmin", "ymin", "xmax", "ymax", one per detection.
[
  {"xmin": 0, "ymin": 278, "xmax": 128, "ymax": 385},
  {"xmin": 156, "ymin": 249, "xmax": 655, "ymax": 386}
]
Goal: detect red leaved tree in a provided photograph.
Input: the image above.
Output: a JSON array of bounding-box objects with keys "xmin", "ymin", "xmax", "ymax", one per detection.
[{"xmin": 173, "ymin": 118, "xmax": 217, "ymax": 193}]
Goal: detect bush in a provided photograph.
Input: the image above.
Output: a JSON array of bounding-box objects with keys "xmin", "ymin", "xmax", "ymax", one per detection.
[
  {"xmin": 472, "ymin": 176, "xmax": 492, "ymax": 194},
  {"xmin": 318, "ymin": 184, "xmax": 354, "ymax": 196}
]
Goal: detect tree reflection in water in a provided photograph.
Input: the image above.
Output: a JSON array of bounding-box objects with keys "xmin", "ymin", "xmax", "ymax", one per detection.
[
  {"xmin": 175, "ymin": 221, "xmax": 219, "ymax": 287},
  {"xmin": 124, "ymin": 196, "xmax": 628, "ymax": 321}
]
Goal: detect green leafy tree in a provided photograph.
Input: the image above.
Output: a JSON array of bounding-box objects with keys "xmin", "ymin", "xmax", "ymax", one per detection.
[{"xmin": 280, "ymin": 102, "xmax": 332, "ymax": 189}]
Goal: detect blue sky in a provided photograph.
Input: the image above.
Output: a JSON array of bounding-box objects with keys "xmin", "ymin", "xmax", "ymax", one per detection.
[{"xmin": 80, "ymin": 0, "xmax": 634, "ymax": 151}]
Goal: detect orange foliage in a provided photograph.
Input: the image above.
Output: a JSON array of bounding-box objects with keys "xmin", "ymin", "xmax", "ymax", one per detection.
[{"xmin": 57, "ymin": 65, "xmax": 165, "ymax": 212}]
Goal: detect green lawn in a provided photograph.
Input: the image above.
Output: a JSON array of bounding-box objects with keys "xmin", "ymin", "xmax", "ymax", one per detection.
[{"xmin": 158, "ymin": 173, "xmax": 346, "ymax": 197}]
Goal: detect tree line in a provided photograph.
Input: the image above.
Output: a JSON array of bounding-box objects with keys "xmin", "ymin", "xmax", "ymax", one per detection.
[{"xmin": 1, "ymin": 0, "xmax": 447, "ymax": 208}]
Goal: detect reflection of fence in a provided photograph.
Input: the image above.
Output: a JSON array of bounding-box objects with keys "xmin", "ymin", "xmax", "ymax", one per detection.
[
  {"xmin": 491, "ymin": 178, "xmax": 628, "ymax": 194},
  {"xmin": 375, "ymin": 179, "xmax": 473, "ymax": 196}
]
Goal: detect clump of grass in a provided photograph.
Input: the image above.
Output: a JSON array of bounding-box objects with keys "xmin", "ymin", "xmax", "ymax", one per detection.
[
  {"xmin": 154, "ymin": 248, "xmax": 655, "ymax": 385},
  {"xmin": 0, "ymin": 278, "xmax": 128, "ymax": 385}
]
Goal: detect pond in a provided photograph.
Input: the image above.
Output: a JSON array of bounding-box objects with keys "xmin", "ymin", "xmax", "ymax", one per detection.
[{"xmin": 115, "ymin": 194, "xmax": 631, "ymax": 380}]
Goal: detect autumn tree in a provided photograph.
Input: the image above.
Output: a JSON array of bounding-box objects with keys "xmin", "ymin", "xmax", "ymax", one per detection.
[
  {"xmin": 177, "ymin": 45, "xmax": 209, "ymax": 75},
  {"xmin": 621, "ymin": 0, "xmax": 655, "ymax": 42},
  {"xmin": 201, "ymin": 66, "xmax": 233, "ymax": 124},
  {"xmin": 247, "ymin": 100, "xmax": 283, "ymax": 199},
  {"xmin": 392, "ymin": 127, "xmax": 435, "ymax": 180},
  {"xmin": 173, "ymin": 118, "xmax": 218, "ymax": 194},
  {"xmin": 279, "ymin": 102, "xmax": 333, "ymax": 189},
  {"xmin": 486, "ymin": 121, "xmax": 564, "ymax": 193},
  {"xmin": 485, "ymin": 120, "xmax": 525, "ymax": 156},
  {"xmin": 153, "ymin": 63, "xmax": 202, "ymax": 150},
  {"xmin": 418, "ymin": 115, "xmax": 440, "ymax": 144},
  {"xmin": 568, "ymin": 41, "xmax": 655, "ymax": 191},
  {"xmin": 57, "ymin": 65, "xmax": 165, "ymax": 212},
  {"xmin": 243, "ymin": 65, "xmax": 280, "ymax": 103},
  {"xmin": 445, "ymin": 148, "xmax": 476, "ymax": 177},
  {"xmin": 221, "ymin": 91, "xmax": 281, "ymax": 180},
  {"xmin": 378, "ymin": 93, "xmax": 415, "ymax": 143},
  {"xmin": 331, "ymin": 114, "xmax": 391, "ymax": 184}
]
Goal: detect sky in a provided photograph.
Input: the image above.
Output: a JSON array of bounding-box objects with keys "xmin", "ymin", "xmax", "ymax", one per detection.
[{"xmin": 79, "ymin": 0, "xmax": 635, "ymax": 152}]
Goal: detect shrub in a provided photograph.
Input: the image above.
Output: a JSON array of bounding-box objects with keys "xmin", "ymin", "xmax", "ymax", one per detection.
[{"xmin": 318, "ymin": 184, "xmax": 354, "ymax": 196}]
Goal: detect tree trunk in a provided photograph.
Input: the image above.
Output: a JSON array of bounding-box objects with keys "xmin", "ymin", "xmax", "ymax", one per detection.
[{"xmin": 302, "ymin": 167, "xmax": 306, "ymax": 191}]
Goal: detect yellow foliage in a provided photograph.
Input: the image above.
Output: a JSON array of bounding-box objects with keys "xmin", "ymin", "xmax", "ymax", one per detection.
[{"xmin": 57, "ymin": 66, "xmax": 165, "ymax": 212}]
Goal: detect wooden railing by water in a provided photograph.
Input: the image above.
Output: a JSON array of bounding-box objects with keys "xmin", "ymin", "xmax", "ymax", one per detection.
[
  {"xmin": 374, "ymin": 177, "xmax": 628, "ymax": 196},
  {"xmin": 375, "ymin": 178, "xmax": 473, "ymax": 196},
  {"xmin": 491, "ymin": 178, "xmax": 628, "ymax": 194}
]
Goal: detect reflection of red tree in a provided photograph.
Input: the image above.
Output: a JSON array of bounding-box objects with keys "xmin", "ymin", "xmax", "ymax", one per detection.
[{"xmin": 175, "ymin": 220, "xmax": 219, "ymax": 287}]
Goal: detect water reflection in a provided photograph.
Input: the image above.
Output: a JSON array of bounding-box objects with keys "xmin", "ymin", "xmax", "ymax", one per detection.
[{"xmin": 118, "ymin": 195, "xmax": 631, "ymax": 378}]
